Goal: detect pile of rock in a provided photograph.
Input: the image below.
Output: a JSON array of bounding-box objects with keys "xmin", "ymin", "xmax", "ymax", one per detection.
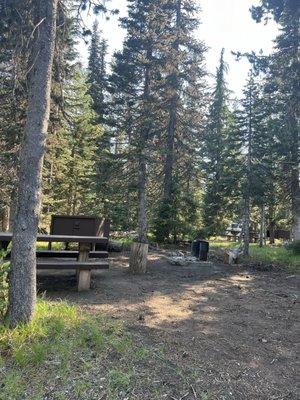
[{"xmin": 166, "ymin": 251, "xmax": 210, "ymax": 266}]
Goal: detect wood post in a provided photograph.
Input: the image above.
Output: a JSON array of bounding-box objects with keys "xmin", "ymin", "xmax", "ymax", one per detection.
[
  {"xmin": 77, "ymin": 270, "xmax": 91, "ymax": 292},
  {"xmin": 129, "ymin": 242, "xmax": 148, "ymax": 274},
  {"xmin": 77, "ymin": 243, "xmax": 91, "ymax": 291}
]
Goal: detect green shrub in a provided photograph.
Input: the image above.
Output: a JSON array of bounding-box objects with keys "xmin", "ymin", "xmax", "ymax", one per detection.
[{"xmin": 286, "ymin": 240, "xmax": 300, "ymax": 255}]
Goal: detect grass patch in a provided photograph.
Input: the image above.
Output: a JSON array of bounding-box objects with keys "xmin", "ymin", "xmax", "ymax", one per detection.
[
  {"xmin": 0, "ymin": 300, "xmax": 132, "ymax": 399},
  {"xmin": 210, "ymin": 240, "xmax": 241, "ymax": 249},
  {"xmin": 0, "ymin": 299, "xmax": 208, "ymax": 399},
  {"xmin": 248, "ymin": 245, "xmax": 300, "ymax": 269},
  {"xmin": 108, "ymin": 368, "xmax": 132, "ymax": 396},
  {"xmin": 210, "ymin": 240, "xmax": 300, "ymax": 270}
]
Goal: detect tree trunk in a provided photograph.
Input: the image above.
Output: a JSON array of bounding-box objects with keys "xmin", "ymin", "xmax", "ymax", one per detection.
[
  {"xmin": 0, "ymin": 206, "xmax": 10, "ymax": 232},
  {"xmin": 291, "ymin": 160, "xmax": 300, "ymax": 240},
  {"xmin": 289, "ymin": 31, "xmax": 299, "ymax": 241},
  {"xmin": 163, "ymin": 102, "xmax": 176, "ymax": 200},
  {"xmin": 242, "ymin": 195, "xmax": 250, "ymax": 256},
  {"xmin": 242, "ymin": 73, "xmax": 253, "ymax": 257},
  {"xmin": 7, "ymin": 0, "xmax": 58, "ymax": 327},
  {"xmin": 268, "ymin": 204, "xmax": 275, "ymax": 244},
  {"xmin": 129, "ymin": 242, "xmax": 148, "ymax": 274},
  {"xmin": 129, "ymin": 44, "xmax": 152, "ymax": 273},
  {"xmin": 259, "ymin": 204, "xmax": 265, "ymax": 248},
  {"xmin": 136, "ymin": 46, "xmax": 152, "ymax": 244},
  {"xmin": 137, "ymin": 155, "xmax": 148, "ymax": 243},
  {"xmin": 269, "ymin": 221, "xmax": 275, "ymax": 244},
  {"xmin": 8, "ymin": 190, "xmax": 17, "ymax": 231}
]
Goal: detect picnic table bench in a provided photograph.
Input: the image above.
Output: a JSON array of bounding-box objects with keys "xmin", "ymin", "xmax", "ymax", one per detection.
[{"xmin": 0, "ymin": 232, "xmax": 109, "ymax": 291}]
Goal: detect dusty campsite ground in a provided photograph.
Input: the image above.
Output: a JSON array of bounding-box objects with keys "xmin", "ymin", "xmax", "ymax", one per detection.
[{"xmin": 38, "ymin": 251, "xmax": 299, "ymax": 400}]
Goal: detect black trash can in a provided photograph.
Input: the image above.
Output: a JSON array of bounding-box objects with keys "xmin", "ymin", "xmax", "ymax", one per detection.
[
  {"xmin": 191, "ymin": 239, "xmax": 209, "ymax": 261},
  {"xmin": 199, "ymin": 240, "xmax": 209, "ymax": 261},
  {"xmin": 191, "ymin": 240, "xmax": 200, "ymax": 257}
]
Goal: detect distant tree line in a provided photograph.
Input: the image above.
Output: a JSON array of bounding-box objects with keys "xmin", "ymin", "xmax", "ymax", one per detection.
[{"xmin": 0, "ymin": 0, "xmax": 298, "ymax": 247}]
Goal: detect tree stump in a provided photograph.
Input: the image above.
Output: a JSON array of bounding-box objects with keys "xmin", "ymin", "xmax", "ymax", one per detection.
[{"xmin": 129, "ymin": 242, "xmax": 148, "ymax": 274}]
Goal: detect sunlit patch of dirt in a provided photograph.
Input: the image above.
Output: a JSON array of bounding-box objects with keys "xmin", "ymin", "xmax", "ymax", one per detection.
[
  {"xmin": 144, "ymin": 292, "xmax": 194, "ymax": 326},
  {"xmin": 39, "ymin": 251, "xmax": 299, "ymax": 400}
]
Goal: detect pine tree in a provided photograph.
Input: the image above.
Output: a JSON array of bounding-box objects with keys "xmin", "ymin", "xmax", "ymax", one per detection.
[
  {"xmin": 0, "ymin": 1, "xmax": 33, "ymax": 229},
  {"xmin": 262, "ymin": 79, "xmax": 293, "ymax": 244},
  {"xmin": 88, "ymin": 20, "xmax": 108, "ymax": 123},
  {"xmin": 0, "ymin": 0, "xmax": 78, "ymax": 230},
  {"xmin": 238, "ymin": 72, "xmax": 268, "ymax": 255},
  {"xmin": 201, "ymin": 49, "xmax": 232, "ymax": 236},
  {"xmin": 109, "ymin": 0, "xmax": 174, "ymax": 270},
  {"xmin": 155, "ymin": 0, "xmax": 207, "ymax": 242},
  {"xmin": 251, "ymin": 0, "xmax": 300, "ymax": 239},
  {"xmin": 43, "ymin": 69, "xmax": 101, "ymax": 217}
]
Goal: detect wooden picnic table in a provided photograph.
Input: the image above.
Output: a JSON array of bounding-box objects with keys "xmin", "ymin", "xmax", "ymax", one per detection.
[
  {"xmin": 0, "ymin": 232, "xmax": 108, "ymax": 244},
  {"xmin": 0, "ymin": 232, "xmax": 109, "ymax": 291}
]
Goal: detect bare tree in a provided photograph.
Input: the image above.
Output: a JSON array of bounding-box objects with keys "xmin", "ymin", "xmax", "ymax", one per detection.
[{"xmin": 7, "ymin": 0, "xmax": 58, "ymax": 327}]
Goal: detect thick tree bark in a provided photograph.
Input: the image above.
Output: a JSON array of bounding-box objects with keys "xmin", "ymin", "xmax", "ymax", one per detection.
[
  {"xmin": 7, "ymin": 0, "xmax": 58, "ymax": 327},
  {"xmin": 129, "ymin": 242, "xmax": 148, "ymax": 274}
]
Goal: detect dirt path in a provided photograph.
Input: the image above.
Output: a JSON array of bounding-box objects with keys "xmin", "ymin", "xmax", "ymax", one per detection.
[{"xmin": 39, "ymin": 251, "xmax": 300, "ymax": 400}]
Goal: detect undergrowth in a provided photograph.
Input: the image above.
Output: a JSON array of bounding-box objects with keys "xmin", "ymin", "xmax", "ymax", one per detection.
[
  {"xmin": 210, "ymin": 240, "xmax": 300, "ymax": 270},
  {"xmin": 0, "ymin": 300, "xmax": 133, "ymax": 399}
]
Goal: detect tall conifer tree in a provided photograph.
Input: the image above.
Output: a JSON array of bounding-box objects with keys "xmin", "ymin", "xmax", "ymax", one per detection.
[
  {"xmin": 88, "ymin": 20, "xmax": 108, "ymax": 123},
  {"xmin": 252, "ymin": 0, "xmax": 300, "ymax": 239},
  {"xmin": 238, "ymin": 72, "xmax": 267, "ymax": 255},
  {"xmin": 202, "ymin": 49, "xmax": 233, "ymax": 236},
  {"xmin": 155, "ymin": 0, "xmax": 207, "ymax": 242},
  {"xmin": 109, "ymin": 0, "xmax": 171, "ymax": 269}
]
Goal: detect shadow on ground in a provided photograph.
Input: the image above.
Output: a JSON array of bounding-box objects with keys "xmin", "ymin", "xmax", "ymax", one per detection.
[{"xmin": 37, "ymin": 251, "xmax": 299, "ymax": 400}]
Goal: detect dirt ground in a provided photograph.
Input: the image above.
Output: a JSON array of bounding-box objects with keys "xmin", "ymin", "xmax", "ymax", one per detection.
[{"xmin": 38, "ymin": 251, "xmax": 299, "ymax": 400}]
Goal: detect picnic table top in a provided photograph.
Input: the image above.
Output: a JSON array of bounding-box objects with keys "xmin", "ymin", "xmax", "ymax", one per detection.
[{"xmin": 0, "ymin": 232, "xmax": 107, "ymax": 244}]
